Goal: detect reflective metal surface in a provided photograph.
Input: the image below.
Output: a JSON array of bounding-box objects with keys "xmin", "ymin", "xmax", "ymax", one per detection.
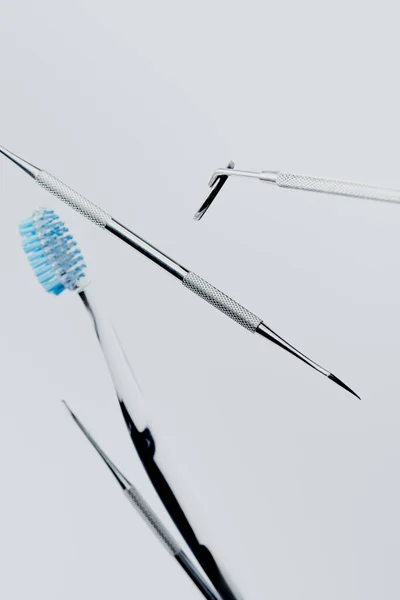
[
  {"xmin": 195, "ymin": 161, "xmax": 400, "ymax": 221},
  {"xmin": 107, "ymin": 219, "xmax": 188, "ymax": 280},
  {"xmin": 0, "ymin": 144, "xmax": 40, "ymax": 178},
  {"xmin": 62, "ymin": 401, "xmax": 221, "ymax": 600},
  {"xmin": 194, "ymin": 164, "xmax": 278, "ymax": 221},
  {"xmin": 62, "ymin": 400, "xmax": 131, "ymax": 490},
  {"xmin": 194, "ymin": 161, "xmax": 235, "ymax": 221},
  {"xmin": 0, "ymin": 144, "xmax": 359, "ymax": 398},
  {"xmin": 256, "ymin": 322, "xmax": 360, "ymax": 399},
  {"xmin": 208, "ymin": 167, "xmax": 278, "ymax": 187}
]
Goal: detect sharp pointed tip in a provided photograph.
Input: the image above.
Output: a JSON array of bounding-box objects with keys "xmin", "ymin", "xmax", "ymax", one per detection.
[
  {"xmin": 61, "ymin": 400, "xmax": 131, "ymax": 489},
  {"xmin": 61, "ymin": 400, "xmax": 82, "ymax": 424},
  {"xmin": 328, "ymin": 374, "xmax": 361, "ymax": 400},
  {"xmin": 61, "ymin": 399, "xmax": 69, "ymax": 410},
  {"xmin": 194, "ymin": 162, "xmax": 235, "ymax": 221}
]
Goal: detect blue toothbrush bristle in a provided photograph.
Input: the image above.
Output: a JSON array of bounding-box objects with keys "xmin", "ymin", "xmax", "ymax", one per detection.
[{"xmin": 19, "ymin": 208, "xmax": 87, "ymax": 295}]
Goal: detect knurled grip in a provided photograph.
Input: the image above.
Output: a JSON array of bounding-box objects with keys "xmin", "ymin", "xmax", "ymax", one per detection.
[
  {"xmin": 124, "ymin": 487, "xmax": 181, "ymax": 556},
  {"xmin": 276, "ymin": 172, "xmax": 400, "ymax": 205},
  {"xmin": 36, "ymin": 171, "xmax": 112, "ymax": 228},
  {"xmin": 183, "ymin": 272, "xmax": 262, "ymax": 332}
]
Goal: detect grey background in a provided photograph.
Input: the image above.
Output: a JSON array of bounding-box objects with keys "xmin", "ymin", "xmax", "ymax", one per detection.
[{"xmin": 0, "ymin": 1, "xmax": 399, "ymax": 598}]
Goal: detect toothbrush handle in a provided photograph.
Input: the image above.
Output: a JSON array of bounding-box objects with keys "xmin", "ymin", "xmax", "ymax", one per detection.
[
  {"xmin": 79, "ymin": 292, "xmax": 239, "ymax": 598},
  {"xmin": 133, "ymin": 429, "xmax": 240, "ymax": 600},
  {"xmin": 79, "ymin": 290, "xmax": 149, "ymax": 431},
  {"xmin": 183, "ymin": 272, "xmax": 262, "ymax": 332},
  {"xmin": 275, "ymin": 172, "xmax": 400, "ymax": 205}
]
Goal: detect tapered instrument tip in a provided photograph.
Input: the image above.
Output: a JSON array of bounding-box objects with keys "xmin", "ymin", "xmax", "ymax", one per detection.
[
  {"xmin": 193, "ymin": 161, "xmax": 235, "ymax": 221},
  {"xmin": 61, "ymin": 400, "xmax": 131, "ymax": 489},
  {"xmin": 328, "ymin": 374, "xmax": 361, "ymax": 400},
  {"xmin": 61, "ymin": 399, "xmax": 73, "ymax": 414},
  {"xmin": 62, "ymin": 399, "xmax": 82, "ymax": 423},
  {"xmin": 0, "ymin": 144, "xmax": 40, "ymax": 178}
]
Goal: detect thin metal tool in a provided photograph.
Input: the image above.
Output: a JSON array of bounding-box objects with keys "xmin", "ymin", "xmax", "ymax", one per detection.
[
  {"xmin": 194, "ymin": 161, "xmax": 400, "ymax": 221},
  {"xmin": 62, "ymin": 400, "xmax": 222, "ymax": 600},
  {"xmin": 0, "ymin": 145, "xmax": 359, "ymax": 398}
]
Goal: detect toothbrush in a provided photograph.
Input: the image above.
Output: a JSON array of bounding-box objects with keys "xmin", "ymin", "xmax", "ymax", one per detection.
[
  {"xmin": 194, "ymin": 161, "xmax": 400, "ymax": 220},
  {"xmin": 19, "ymin": 207, "xmax": 242, "ymax": 600},
  {"xmin": 3, "ymin": 144, "xmax": 358, "ymax": 397},
  {"xmin": 62, "ymin": 400, "xmax": 221, "ymax": 600}
]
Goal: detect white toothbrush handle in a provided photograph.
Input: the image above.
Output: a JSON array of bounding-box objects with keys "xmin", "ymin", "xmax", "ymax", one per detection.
[
  {"xmin": 275, "ymin": 172, "xmax": 400, "ymax": 205},
  {"xmin": 79, "ymin": 288, "xmax": 149, "ymax": 431}
]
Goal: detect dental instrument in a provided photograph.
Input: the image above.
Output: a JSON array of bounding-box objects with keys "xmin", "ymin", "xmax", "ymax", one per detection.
[
  {"xmin": 3, "ymin": 144, "xmax": 358, "ymax": 397},
  {"xmin": 194, "ymin": 161, "xmax": 400, "ymax": 221},
  {"xmin": 62, "ymin": 400, "xmax": 221, "ymax": 600}
]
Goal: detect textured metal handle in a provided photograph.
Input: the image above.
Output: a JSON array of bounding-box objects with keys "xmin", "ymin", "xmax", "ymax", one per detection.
[
  {"xmin": 124, "ymin": 487, "xmax": 181, "ymax": 556},
  {"xmin": 36, "ymin": 171, "xmax": 112, "ymax": 227},
  {"xmin": 183, "ymin": 272, "xmax": 262, "ymax": 332},
  {"xmin": 276, "ymin": 172, "xmax": 400, "ymax": 205}
]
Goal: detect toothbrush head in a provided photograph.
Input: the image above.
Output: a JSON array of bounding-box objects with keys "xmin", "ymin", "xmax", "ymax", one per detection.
[{"xmin": 19, "ymin": 208, "xmax": 87, "ymax": 295}]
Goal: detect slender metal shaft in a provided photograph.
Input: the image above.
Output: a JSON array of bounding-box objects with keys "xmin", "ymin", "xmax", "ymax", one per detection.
[
  {"xmin": 0, "ymin": 144, "xmax": 359, "ymax": 397},
  {"xmin": 0, "ymin": 145, "xmax": 40, "ymax": 178},
  {"xmin": 62, "ymin": 400, "xmax": 131, "ymax": 489},
  {"xmin": 176, "ymin": 552, "xmax": 223, "ymax": 600},
  {"xmin": 257, "ymin": 322, "xmax": 329, "ymax": 377},
  {"xmin": 256, "ymin": 323, "xmax": 359, "ymax": 398},
  {"xmin": 62, "ymin": 401, "xmax": 221, "ymax": 600},
  {"xmin": 107, "ymin": 219, "xmax": 188, "ymax": 280},
  {"xmin": 200, "ymin": 164, "xmax": 400, "ymax": 221},
  {"xmin": 0, "ymin": 144, "xmax": 187, "ymax": 281},
  {"xmin": 208, "ymin": 168, "xmax": 278, "ymax": 187}
]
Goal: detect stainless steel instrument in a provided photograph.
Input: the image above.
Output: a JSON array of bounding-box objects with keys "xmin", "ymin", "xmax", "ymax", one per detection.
[
  {"xmin": 0, "ymin": 145, "xmax": 358, "ymax": 398},
  {"xmin": 62, "ymin": 400, "xmax": 222, "ymax": 600},
  {"xmin": 194, "ymin": 161, "xmax": 400, "ymax": 221}
]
